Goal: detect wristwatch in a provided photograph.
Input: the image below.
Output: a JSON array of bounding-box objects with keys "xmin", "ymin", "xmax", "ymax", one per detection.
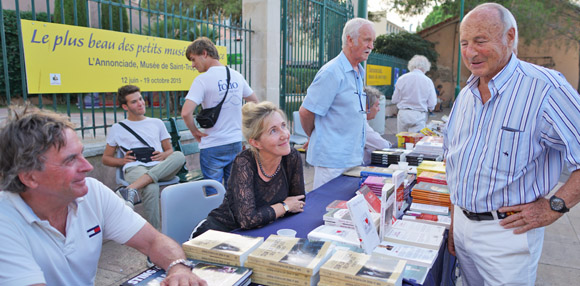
[
  {"xmin": 549, "ymin": 195, "xmax": 570, "ymax": 214},
  {"xmin": 166, "ymin": 259, "xmax": 193, "ymax": 273},
  {"xmin": 282, "ymin": 202, "xmax": 290, "ymax": 213}
]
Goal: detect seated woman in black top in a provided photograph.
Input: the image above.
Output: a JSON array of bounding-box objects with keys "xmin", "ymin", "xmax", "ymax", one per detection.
[{"xmin": 190, "ymin": 101, "xmax": 306, "ymax": 238}]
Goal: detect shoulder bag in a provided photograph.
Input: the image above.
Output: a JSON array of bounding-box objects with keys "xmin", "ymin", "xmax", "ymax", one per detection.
[
  {"xmin": 118, "ymin": 122, "xmax": 156, "ymax": 163},
  {"xmin": 195, "ymin": 66, "xmax": 231, "ymax": 128}
]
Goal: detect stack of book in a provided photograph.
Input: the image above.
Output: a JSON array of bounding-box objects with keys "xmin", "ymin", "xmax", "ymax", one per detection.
[
  {"xmin": 402, "ymin": 210, "xmax": 451, "ymax": 229},
  {"xmin": 121, "ymin": 259, "xmax": 252, "ymax": 286},
  {"xmin": 416, "ymin": 171, "xmax": 447, "ymax": 185},
  {"xmin": 411, "ymin": 181, "xmax": 451, "ymax": 208},
  {"xmin": 403, "ymin": 152, "xmax": 425, "ymax": 166},
  {"xmin": 373, "ymin": 240, "xmax": 439, "ymax": 268},
  {"xmin": 245, "ymin": 235, "xmax": 333, "ymax": 286},
  {"xmin": 343, "ymin": 166, "xmax": 394, "ymax": 178},
  {"xmin": 416, "ymin": 161, "xmax": 446, "ymax": 176},
  {"xmin": 182, "ymin": 230, "xmax": 264, "ymax": 267},
  {"xmin": 396, "ymin": 132, "xmax": 424, "ymax": 148},
  {"xmin": 409, "ymin": 202, "xmax": 449, "ymax": 216},
  {"xmin": 319, "ymin": 249, "xmax": 406, "ymax": 286},
  {"xmin": 413, "ymin": 136, "xmax": 444, "ymax": 157},
  {"xmin": 360, "ymin": 176, "xmax": 393, "ymax": 198},
  {"xmin": 370, "ymin": 150, "xmax": 404, "ymax": 167},
  {"xmin": 323, "ymin": 208, "xmax": 380, "ymax": 231}
]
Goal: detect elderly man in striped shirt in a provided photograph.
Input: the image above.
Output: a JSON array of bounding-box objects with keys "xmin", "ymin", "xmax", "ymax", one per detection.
[{"xmin": 444, "ymin": 3, "xmax": 580, "ymax": 286}]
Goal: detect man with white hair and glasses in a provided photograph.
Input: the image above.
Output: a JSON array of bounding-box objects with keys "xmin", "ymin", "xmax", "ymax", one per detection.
[
  {"xmin": 444, "ymin": 3, "xmax": 580, "ymax": 285},
  {"xmin": 299, "ymin": 17, "xmax": 376, "ymax": 189}
]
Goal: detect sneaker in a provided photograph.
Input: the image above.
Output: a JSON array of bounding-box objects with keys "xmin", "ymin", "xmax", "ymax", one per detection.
[
  {"xmin": 115, "ymin": 186, "xmax": 142, "ymax": 206},
  {"xmin": 146, "ymin": 257, "xmax": 154, "ymax": 268}
]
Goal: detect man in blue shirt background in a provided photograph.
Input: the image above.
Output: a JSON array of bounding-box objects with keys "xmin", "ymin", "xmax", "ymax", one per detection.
[{"xmin": 299, "ymin": 18, "xmax": 376, "ymax": 190}]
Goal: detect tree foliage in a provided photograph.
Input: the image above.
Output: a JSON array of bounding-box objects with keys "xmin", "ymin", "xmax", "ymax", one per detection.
[
  {"xmin": 100, "ymin": 0, "xmax": 129, "ymax": 32},
  {"xmin": 418, "ymin": 5, "xmax": 453, "ymax": 31},
  {"xmin": 0, "ymin": 10, "xmax": 50, "ymax": 99},
  {"xmin": 374, "ymin": 32, "xmax": 439, "ymax": 69},
  {"xmin": 142, "ymin": 0, "xmax": 242, "ymax": 22},
  {"xmin": 388, "ymin": 0, "xmax": 580, "ymax": 90},
  {"xmin": 388, "ymin": 0, "xmax": 579, "ymax": 45},
  {"xmin": 53, "ymin": 0, "xmax": 89, "ymax": 27}
]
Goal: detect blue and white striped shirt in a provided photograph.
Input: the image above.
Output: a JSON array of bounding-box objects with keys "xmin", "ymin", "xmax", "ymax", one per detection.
[{"xmin": 444, "ymin": 54, "xmax": 580, "ymax": 212}]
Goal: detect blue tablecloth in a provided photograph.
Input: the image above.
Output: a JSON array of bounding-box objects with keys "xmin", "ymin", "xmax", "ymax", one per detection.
[{"xmin": 235, "ymin": 175, "xmax": 456, "ymax": 286}]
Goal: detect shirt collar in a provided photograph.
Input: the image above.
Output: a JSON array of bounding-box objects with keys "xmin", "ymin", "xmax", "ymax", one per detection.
[
  {"xmin": 338, "ymin": 51, "xmax": 365, "ymax": 76},
  {"xmin": 5, "ymin": 191, "xmax": 82, "ymax": 225},
  {"xmin": 464, "ymin": 53, "xmax": 518, "ymax": 98}
]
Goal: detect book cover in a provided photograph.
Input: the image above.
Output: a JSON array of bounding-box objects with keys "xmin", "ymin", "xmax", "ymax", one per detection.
[
  {"xmin": 121, "ymin": 259, "xmax": 252, "ymax": 286},
  {"xmin": 356, "ymin": 185, "xmax": 381, "ymax": 213},
  {"xmin": 307, "ymin": 224, "xmax": 361, "ymax": 249},
  {"xmin": 392, "ymin": 220, "xmax": 446, "ymax": 237},
  {"xmin": 383, "ymin": 228, "xmax": 443, "ymax": 250},
  {"xmin": 379, "ymin": 183, "xmax": 397, "ymax": 240},
  {"xmin": 326, "ymin": 199, "xmax": 348, "ymax": 211},
  {"xmin": 320, "ymin": 249, "xmax": 406, "ymax": 286},
  {"xmin": 402, "ymin": 212, "xmax": 451, "ymax": 229},
  {"xmin": 402, "ymin": 264, "xmax": 429, "ymax": 285},
  {"xmin": 409, "ymin": 202, "xmax": 449, "ymax": 215},
  {"xmin": 412, "ymin": 182, "xmax": 449, "ymax": 194},
  {"xmin": 373, "ymin": 241, "xmax": 438, "ymax": 268},
  {"xmin": 182, "ymin": 230, "xmax": 264, "ymax": 267},
  {"xmin": 416, "ymin": 171, "xmax": 447, "ymax": 185},
  {"xmin": 247, "ymin": 235, "xmax": 333, "ymax": 275},
  {"xmin": 347, "ymin": 194, "xmax": 380, "ymax": 254}
]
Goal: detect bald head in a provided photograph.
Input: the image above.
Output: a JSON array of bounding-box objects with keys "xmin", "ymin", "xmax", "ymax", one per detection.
[{"xmin": 464, "ymin": 3, "xmax": 518, "ymax": 54}]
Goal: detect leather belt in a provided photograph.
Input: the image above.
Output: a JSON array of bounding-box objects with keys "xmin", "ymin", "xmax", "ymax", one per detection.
[{"xmin": 461, "ymin": 208, "xmax": 512, "ymax": 221}]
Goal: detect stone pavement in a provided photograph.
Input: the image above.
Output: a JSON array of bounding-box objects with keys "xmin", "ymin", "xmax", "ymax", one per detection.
[{"xmin": 96, "ymin": 107, "xmax": 580, "ymax": 286}]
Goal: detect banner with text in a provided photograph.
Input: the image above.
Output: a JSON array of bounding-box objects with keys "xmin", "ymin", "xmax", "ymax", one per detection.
[
  {"xmin": 366, "ymin": 64, "xmax": 392, "ymax": 86},
  {"xmin": 20, "ymin": 20, "xmax": 226, "ymax": 94}
]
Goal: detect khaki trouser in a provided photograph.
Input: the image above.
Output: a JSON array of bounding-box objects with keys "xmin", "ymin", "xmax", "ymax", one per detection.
[{"xmin": 124, "ymin": 151, "xmax": 185, "ymax": 229}]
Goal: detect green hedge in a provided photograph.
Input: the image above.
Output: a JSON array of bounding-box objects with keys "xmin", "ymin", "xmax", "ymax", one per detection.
[{"xmin": 0, "ymin": 10, "xmax": 49, "ymax": 99}]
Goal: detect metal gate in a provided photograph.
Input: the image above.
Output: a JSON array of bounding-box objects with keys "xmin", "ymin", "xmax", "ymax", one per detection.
[
  {"xmin": 0, "ymin": 0, "xmax": 253, "ymax": 138},
  {"xmin": 279, "ymin": 0, "xmax": 353, "ymax": 121}
]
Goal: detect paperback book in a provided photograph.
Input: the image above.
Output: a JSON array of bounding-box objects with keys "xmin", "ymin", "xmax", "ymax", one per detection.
[
  {"xmin": 319, "ymin": 249, "xmax": 406, "ymax": 286},
  {"xmin": 383, "ymin": 228, "xmax": 444, "ymax": 250},
  {"xmin": 307, "ymin": 224, "xmax": 361, "ymax": 249},
  {"xmin": 182, "ymin": 230, "xmax": 263, "ymax": 267},
  {"xmin": 121, "ymin": 259, "xmax": 252, "ymax": 286},
  {"xmin": 246, "ymin": 235, "xmax": 333, "ymax": 276},
  {"xmin": 347, "ymin": 194, "xmax": 380, "ymax": 254},
  {"xmin": 373, "ymin": 241, "xmax": 438, "ymax": 268}
]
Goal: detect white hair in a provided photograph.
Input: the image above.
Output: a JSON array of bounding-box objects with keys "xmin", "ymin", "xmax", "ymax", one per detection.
[
  {"xmin": 470, "ymin": 3, "xmax": 519, "ymax": 54},
  {"xmin": 408, "ymin": 55, "xmax": 431, "ymax": 73},
  {"xmin": 342, "ymin": 18, "xmax": 373, "ymax": 49}
]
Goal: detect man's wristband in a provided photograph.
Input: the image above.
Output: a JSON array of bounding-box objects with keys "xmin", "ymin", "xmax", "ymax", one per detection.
[{"xmin": 166, "ymin": 258, "xmax": 193, "ymax": 273}]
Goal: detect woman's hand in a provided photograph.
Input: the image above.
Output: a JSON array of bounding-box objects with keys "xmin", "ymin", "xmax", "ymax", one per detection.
[{"xmin": 284, "ymin": 195, "xmax": 306, "ymax": 213}]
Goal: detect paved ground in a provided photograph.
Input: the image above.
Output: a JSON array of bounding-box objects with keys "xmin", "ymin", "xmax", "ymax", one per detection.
[{"xmin": 95, "ymin": 107, "xmax": 580, "ymax": 286}]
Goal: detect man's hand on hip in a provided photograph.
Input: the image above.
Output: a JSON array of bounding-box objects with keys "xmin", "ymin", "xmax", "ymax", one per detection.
[{"xmin": 499, "ymin": 198, "xmax": 562, "ymax": 234}]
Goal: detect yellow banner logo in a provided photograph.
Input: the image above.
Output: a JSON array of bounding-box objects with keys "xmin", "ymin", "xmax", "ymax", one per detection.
[{"xmin": 20, "ymin": 20, "xmax": 226, "ymax": 93}]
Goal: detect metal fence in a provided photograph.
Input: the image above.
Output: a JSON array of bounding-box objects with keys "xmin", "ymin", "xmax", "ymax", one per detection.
[
  {"xmin": 279, "ymin": 0, "xmax": 353, "ymax": 122},
  {"xmin": 0, "ymin": 0, "xmax": 253, "ymax": 138},
  {"xmin": 367, "ymin": 52, "xmax": 408, "ymax": 99}
]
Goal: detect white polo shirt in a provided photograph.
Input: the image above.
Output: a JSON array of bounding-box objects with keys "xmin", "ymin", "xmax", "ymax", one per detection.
[{"xmin": 0, "ymin": 178, "xmax": 146, "ymax": 286}]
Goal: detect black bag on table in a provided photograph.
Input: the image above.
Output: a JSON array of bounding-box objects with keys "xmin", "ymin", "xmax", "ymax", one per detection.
[{"xmin": 195, "ymin": 66, "xmax": 231, "ymax": 128}]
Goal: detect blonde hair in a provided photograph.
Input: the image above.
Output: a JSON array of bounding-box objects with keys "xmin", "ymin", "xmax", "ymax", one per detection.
[{"xmin": 242, "ymin": 101, "xmax": 287, "ymax": 155}]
